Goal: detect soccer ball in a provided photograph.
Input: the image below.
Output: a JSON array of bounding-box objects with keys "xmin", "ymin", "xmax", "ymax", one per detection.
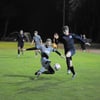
[{"xmin": 54, "ymin": 63, "xmax": 61, "ymax": 71}]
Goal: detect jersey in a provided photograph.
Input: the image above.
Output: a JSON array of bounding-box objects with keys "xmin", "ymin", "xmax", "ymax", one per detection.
[
  {"xmin": 17, "ymin": 33, "xmax": 25, "ymax": 48},
  {"xmin": 54, "ymin": 38, "xmax": 59, "ymax": 44},
  {"xmin": 61, "ymin": 33, "xmax": 85, "ymax": 54},
  {"xmin": 26, "ymin": 44, "xmax": 61, "ymax": 69},
  {"xmin": 38, "ymin": 45, "xmax": 56, "ymax": 58},
  {"xmin": 17, "ymin": 33, "xmax": 25, "ymax": 43},
  {"xmin": 33, "ymin": 35, "xmax": 42, "ymax": 48}
]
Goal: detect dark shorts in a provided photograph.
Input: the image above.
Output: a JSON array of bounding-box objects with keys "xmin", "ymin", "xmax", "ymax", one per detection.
[
  {"xmin": 65, "ymin": 49, "xmax": 75, "ymax": 56},
  {"xmin": 18, "ymin": 42, "xmax": 24, "ymax": 48},
  {"xmin": 70, "ymin": 49, "xmax": 75, "ymax": 56}
]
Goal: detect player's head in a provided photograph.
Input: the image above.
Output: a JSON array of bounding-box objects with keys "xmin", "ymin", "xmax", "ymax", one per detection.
[
  {"xmin": 62, "ymin": 25, "xmax": 69, "ymax": 35},
  {"xmin": 54, "ymin": 33, "xmax": 59, "ymax": 39},
  {"xmin": 34, "ymin": 30, "xmax": 38, "ymax": 36},
  {"xmin": 46, "ymin": 38, "xmax": 52, "ymax": 46},
  {"xmin": 20, "ymin": 30, "xmax": 24, "ymax": 35}
]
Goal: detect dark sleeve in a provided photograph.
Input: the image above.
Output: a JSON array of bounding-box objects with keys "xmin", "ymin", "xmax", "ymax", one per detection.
[
  {"xmin": 26, "ymin": 47, "xmax": 38, "ymax": 51},
  {"xmin": 72, "ymin": 33, "xmax": 85, "ymax": 44},
  {"xmin": 16, "ymin": 33, "xmax": 19, "ymax": 41},
  {"xmin": 58, "ymin": 34, "xmax": 63, "ymax": 43},
  {"xmin": 24, "ymin": 34, "xmax": 26, "ymax": 39},
  {"xmin": 54, "ymin": 49, "xmax": 61, "ymax": 56}
]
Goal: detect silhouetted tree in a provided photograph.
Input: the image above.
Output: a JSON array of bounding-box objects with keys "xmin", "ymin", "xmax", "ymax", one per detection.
[
  {"xmin": 56, "ymin": 0, "xmax": 100, "ymax": 42},
  {"xmin": 0, "ymin": 1, "xmax": 17, "ymax": 40}
]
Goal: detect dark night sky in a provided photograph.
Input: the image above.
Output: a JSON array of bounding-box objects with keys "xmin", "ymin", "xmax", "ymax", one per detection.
[
  {"xmin": 0, "ymin": 0, "xmax": 100, "ymax": 42},
  {"xmin": 0, "ymin": 0, "xmax": 62, "ymax": 36}
]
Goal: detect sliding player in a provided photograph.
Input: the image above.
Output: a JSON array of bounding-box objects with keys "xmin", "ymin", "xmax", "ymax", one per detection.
[{"xmin": 25, "ymin": 38, "xmax": 64, "ymax": 78}]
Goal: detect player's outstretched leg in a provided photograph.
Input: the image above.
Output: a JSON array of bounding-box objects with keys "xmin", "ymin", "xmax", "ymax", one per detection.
[{"xmin": 43, "ymin": 65, "xmax": 55, "ymax": 74}]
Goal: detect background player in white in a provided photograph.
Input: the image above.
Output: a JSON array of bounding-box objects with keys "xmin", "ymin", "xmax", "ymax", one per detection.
[{"xmin": 31, "ymin": 30, "xmax": 42, "ymax": 55}]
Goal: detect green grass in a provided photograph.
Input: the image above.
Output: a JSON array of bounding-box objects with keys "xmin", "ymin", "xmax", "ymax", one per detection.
[{"xmin": 0, "ymin": 42, "xmax": 100, "ymax": 100}]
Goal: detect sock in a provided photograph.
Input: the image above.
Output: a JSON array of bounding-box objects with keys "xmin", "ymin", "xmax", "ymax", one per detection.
[
  {"xmin": 70, "ymin": 66, "xmax": 75, "ymax": 75},
  {"xmin": 21, "ymin": 49, "xmax": 23, "ymax": 55},
  {"xmin": 66, "ymin": 57, "xmax": 70, "ymax": 70},
  {"xmin": 18, "ymin": 49, "xmax": 20, "ymax": 55}
]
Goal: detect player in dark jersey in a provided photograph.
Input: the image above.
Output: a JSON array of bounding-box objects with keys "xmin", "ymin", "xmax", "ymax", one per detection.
[
  {"xmin": 25, "ymin": 38, "xmax": 64, "ymax": 78},
  {"xmin": 17, "ymin": 30, "xmax": 25, "ymax": 57},
  {"xmin": 61, "ymin": 25, "xmax": 90, "ymax": 79},
  {"xmin": 80, "ymin": 34, "xmax": 87, "ymax": 52}
]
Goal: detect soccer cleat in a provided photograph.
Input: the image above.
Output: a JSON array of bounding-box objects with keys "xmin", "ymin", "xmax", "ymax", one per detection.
[
  {"xmin": 36, "ymin": 71, "xmax": 41, "ymax": 78},
  {"xmin": 35, "ymin": 72, "xmax": 38, "ymax": 75},
  {"xmin": 67, "ymin": 70, "xmax": 71, "ymax": 74},
  {"xmin": 18, "ymin": 54, "xmax": 20, "ymax": 57},
  {"xmin": 35, "ymin": 70, "xmax": 40, "ymax": 75},
  {"xmin": 72, "ymin": 73, "xmax": 77, "ymax": 79}
]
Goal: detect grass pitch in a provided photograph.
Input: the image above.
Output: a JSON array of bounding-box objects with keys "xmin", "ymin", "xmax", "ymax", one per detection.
[{"xmin": 0, "ymin": 42, "xmax": 100, "ymax": 100}]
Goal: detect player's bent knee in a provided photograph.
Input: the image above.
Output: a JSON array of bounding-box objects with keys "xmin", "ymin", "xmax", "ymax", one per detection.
[
  {"xmin": 70, "ymin": 60, "xmax": 73, "ymax": 66},
  {"xmin": 66, "ymin": 52, "xmax": 71, "ymax": 57},
  {"xmin": 51, "ymin": 71, "xmax": 55, "ymax": 74}
]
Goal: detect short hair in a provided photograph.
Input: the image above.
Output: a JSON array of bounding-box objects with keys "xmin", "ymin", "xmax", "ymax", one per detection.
[
  {"xmin": 34, "ymin": 30, "xmax": 38, "ymax": 33},
  {"xmin": 62, "ymin": 25, "xmax": 69, "ymax": 31},
  {"xmin": 46, "ymin": 38, "xmax": 52, "ymax": 42}
]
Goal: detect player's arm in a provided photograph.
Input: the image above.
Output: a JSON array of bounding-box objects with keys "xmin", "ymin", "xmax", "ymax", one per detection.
[
  {"xmin": 25, "ymin": 47, "xmax": 38, "ymax": 51},
  {"xmin": 39, "ymin": 36, "xmax": 42, "ymax": 44},
  {"xmin": 53, "ymin": 38, "xmax": 55, "ymax": 43},
  {"xmin": 16, "ymin": 33, "xmax": 19, "ymax": 41},
  {"xmin": 40, "ymin": 39, "xmax": 42, "ymax": 44},
  {"xmin": 72, "ymin": 33, "xmax": 91, "ymax": 46},
  {"xmin": 31, "ymin": 39, "xmax": 34, "ymax": 45},
  {"xmin": 55, "ymin": 50, "xmax": 61, "ymax": 56},
  {"xmin": 53, "ymin": 49, "xmax": 65, "ymax": 58},
  {"xmin": 72, "ymin": 33, "xmax": 85, "ymax": 43},
  {"xmin": 23, "ymin": 34, "xmax": 26, "ymax": 41}
]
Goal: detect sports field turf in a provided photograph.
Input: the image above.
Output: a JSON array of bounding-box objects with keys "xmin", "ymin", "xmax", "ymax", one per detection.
[{"xmin": 0, "ymin": 42, "xmax": 100, "ymax": 100}]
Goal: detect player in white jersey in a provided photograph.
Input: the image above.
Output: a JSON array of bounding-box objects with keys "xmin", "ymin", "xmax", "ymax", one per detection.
[
  {"xmin": 25, "ymin": 38, "xmax": 64, "ymax": 77},
  {"xmin": 31, "ymin": 30, "xmax": 42, "ymax": 55}
]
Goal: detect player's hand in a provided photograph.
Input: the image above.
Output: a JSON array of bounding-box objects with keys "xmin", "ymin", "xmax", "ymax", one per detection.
[{"xmin": 85, "ymin": 42, "xmax": 91, "ymax": 46}]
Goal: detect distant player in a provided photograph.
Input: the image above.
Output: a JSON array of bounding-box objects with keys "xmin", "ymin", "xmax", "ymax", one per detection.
[
  {"xmin": 53, "ymin": 33, "xmax": 59, "ymax": 49},
  {"xmin": 25, "ymin": 38, "xmax": 64, "ymax": 78},
  {"xmin": 31, "ymin": 30, "xmax": 42, "ymax": 56},
  {"xmin": 17, "ymin": 30, "xmax": 25, "ymax": 57},
  {"xmin": 80, "ymin": 34, "xmax": 87, "ymax": 52},
  {"xmin": 60, "ymin": 25, "xmax": 90, "ymax": 79}
]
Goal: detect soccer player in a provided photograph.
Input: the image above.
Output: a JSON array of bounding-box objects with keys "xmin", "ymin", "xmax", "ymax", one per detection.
[
  {"xmin": 53, "ymin": 33, "xmax": 59, "ymax": 49},
  {"xmin": 31, "ymin": 30, "xmax": 42, "ymax": 56},
  {"xmin": 60, "ymin": 25, "xmax": 90, "ymax": 79},
  {"xmin": 80, "ymin": 34, "xmax": 87, "ymax": 52},
  {"xmin": 25, "ymin": 38, "xmax": 64, "ymax": 78},
  {"xmin": 17, "ymin": 30, "xmax": 25, "ymax": 57}
]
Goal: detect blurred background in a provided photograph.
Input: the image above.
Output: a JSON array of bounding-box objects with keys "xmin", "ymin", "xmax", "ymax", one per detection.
[{"xmin": 0, "ymin": 0, "xmax": 100, "ymax": 43}]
